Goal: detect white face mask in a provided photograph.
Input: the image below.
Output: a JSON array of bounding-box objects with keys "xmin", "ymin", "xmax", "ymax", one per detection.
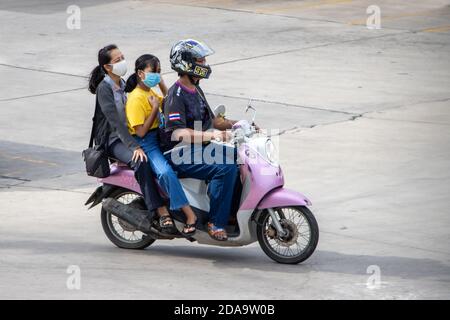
[{"xmin": 109, "ymin": 59, "xmax": 127, "ymax": 77}]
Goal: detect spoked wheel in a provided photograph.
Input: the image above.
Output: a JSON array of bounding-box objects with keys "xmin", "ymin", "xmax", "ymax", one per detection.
[
  {"xmin": 257, "ymin": 206, "xmax": 319, "ymax": 264},
  {"xmin": 101, "ymin": 187, "xmax": 155, "ymax": 249}
]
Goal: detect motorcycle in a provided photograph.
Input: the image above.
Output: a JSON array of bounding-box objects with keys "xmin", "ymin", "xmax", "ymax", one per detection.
[{"xmin": 85, "ymin": 103, "xmax": 319, "ymax": 264}]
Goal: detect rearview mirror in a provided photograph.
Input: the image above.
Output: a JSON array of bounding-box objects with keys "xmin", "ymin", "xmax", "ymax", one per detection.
[
  {"xmin": 213, "ymin": 104, "xmax": 226, "ymax": 117},
  {"xmin": 245, "ymin": 99, "xmax": 257, "ymax": 124}
]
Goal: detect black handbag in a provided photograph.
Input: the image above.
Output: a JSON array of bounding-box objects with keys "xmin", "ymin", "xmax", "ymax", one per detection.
[{"xmin": 82, "ymin": 110, "xmax": 110, "ymax": 178}]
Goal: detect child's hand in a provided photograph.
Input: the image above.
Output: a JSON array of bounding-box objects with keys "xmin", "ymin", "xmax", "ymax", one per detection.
[{"xmin": 148, "ymin": 95, "xmax": 159, "ymax": 108}]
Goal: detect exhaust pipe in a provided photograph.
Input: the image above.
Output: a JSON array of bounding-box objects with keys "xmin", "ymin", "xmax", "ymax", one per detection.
[{"xmin": 102, "ymin": 198, "xmax": 152, "ymax": 233}]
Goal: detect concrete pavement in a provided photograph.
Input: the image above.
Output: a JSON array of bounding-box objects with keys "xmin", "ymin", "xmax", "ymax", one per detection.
[{"xmin": 0, "ymin": 0, "xmax": 449, "ymax": 299}]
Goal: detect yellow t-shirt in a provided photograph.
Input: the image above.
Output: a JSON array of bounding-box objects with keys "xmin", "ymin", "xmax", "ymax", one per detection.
[{"xmin": 126, "ymin": 86, "xmax": 163, "ymax": 135}]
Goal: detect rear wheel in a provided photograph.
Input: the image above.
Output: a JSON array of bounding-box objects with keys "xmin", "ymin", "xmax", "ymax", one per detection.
[
  {"xmin": 100, "ymin": 187, "xmax": 155, "ymax": 249},
  {"xmin": 257, "ymin": 206, "xmax": 319, "ymax": 264}
]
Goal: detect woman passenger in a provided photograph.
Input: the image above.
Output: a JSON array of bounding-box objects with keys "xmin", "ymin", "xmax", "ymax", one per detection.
[{"xmin": 88, "ymin": 45, "xmax": 175, "ymax": 232}]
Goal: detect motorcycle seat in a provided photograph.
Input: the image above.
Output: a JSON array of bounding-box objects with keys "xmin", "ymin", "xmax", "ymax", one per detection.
[{"xmin": 109, "ymin": 159, "xmax": 128, "ymax": 167}]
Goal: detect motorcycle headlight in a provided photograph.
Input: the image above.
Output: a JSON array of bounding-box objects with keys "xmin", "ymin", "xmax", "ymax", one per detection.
[{"xmin": 265, "ymin": 139, "xmax": 278, "ymax": 165}]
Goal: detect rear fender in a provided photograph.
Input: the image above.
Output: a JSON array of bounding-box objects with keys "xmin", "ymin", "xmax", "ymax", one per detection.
[{"xmin": 85, "ymin": 184, "xmax": 117, "ymax": 209}]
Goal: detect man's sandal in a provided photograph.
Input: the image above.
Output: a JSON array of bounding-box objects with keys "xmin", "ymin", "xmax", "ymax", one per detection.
[{"xmin": 207, "ymin": 223, "xmax": 228, "ymax": 241}]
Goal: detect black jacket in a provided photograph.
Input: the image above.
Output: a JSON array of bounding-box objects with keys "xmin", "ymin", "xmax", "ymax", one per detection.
[{"xmin": 93, "ymin": 79, "xmax": 140, "ymax": 151}]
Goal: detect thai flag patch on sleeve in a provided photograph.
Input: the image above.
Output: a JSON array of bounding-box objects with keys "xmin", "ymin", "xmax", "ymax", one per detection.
[{"xmin": 168, "ymin": 112, "xmax": 181, "ymax": 121}]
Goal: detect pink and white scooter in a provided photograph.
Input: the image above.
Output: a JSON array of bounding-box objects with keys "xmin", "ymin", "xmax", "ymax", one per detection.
[{"xmin": 86, "ymin": 104, "xmax": 319, "ymax": 264}]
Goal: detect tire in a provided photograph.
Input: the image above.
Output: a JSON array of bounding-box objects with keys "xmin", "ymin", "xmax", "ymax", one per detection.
[
  {"xmin": 100, "ymin": 187, "xmax": 156, "ymax": 250},
  {"xmin": 257, "ymin": 206, "xmax": 319, "ymax": 264}
]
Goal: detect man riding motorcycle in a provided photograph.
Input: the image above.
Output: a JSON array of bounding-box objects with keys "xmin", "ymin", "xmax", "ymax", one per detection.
[{"xmin": 161, "ymin": 39, "xmax": 239, "ymax": 241}]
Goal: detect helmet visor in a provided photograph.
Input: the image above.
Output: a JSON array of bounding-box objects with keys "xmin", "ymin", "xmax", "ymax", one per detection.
[{"xmin": 184, "ymin": 39, "xmax": 215, "ymax": 59}]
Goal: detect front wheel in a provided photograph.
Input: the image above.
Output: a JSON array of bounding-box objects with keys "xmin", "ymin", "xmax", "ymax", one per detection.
[{"xmin": 257, "ymin": 206, "xmax": 319, "ymax": 264}]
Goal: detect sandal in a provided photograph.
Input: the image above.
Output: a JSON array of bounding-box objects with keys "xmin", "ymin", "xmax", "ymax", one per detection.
[
  {"xmin": 181, "ymin": 217, "xmax": 197, "ymax": 237},
  {"xmin": 159, "ymin": 215, "xmax": 175, "ymax": 231},
  {"xmin": 207, "ymin": 223, "xmax": 228, "ymax": 241}
]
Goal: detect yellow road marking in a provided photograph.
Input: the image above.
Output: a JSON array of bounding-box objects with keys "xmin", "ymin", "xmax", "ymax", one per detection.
[
  {"xmin": 422, "ymin": 25, "xmax": 450, "ymax": 33},
  {"xmin": 255, "ymin": 0, "xmax": 353, "ymax": 14},
  {"xmin": 0, "ymin": 153, "xmax": 58, "ymax": 166}
]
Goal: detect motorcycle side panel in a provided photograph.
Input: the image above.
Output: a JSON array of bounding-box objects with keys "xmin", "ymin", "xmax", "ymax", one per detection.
[
  {"xmin": 257, "ymin": 187, "xmax": 312, "ymax": 209},
  {"xmin": 99, "ymin": 165, "xmax": 142, "ymax": 195},
  {"xmin": 238, "ymin": 146, "xmax": 284, "ymax": 210},
  {"xmin": 179, "ymin": 178, "xmax": 210, "ymax": 212}
]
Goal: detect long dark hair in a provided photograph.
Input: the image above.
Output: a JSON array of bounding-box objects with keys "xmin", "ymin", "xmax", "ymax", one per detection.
[
  {"xmin": 125, "ymin": 54, "xmax": 160, "ymax": 93},
  {"xmin": 88, "ymin": 44, "xmax": 118, "ymax": 94}
]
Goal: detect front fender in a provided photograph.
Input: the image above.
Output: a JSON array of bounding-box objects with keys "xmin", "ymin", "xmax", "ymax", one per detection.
[{"xmin": 257, "ymin": 187, "xmax": 312, "ymax": 209}]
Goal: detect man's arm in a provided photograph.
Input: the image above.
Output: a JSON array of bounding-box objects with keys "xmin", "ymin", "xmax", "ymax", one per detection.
[
  {"xmin": 172, "ymin": 128, "xmax": 227, "ymax": 144},
  {"xmin": 214, "ymin": 115, "xmax": 260, "ymax": 131},
  {"xmin": 213, "ymin": 116, "xmax": 237, "ymax": 130}
]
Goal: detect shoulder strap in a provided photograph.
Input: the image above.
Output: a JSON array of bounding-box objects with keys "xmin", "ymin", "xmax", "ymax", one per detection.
[{"xmin": 88, "ymin": 98, "xmax": 98, "ymax": 148}]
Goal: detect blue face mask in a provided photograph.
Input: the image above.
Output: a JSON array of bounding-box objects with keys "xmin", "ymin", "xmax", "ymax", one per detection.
[{"xmin": 142, "ymin": 72, "xmax": 161, "ymax": 88}]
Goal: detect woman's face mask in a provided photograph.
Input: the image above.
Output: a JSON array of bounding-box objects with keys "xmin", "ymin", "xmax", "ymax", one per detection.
[
  {"xmin": 141, "ymin": 72, "xmax": 161, "ymax": 88},
  {"xmin": 109, "ymin": 59, "xmax": 127, "ymax": 77}
]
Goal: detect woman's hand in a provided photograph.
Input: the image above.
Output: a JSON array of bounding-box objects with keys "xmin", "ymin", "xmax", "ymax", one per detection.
[{"xmin": 132, "ymin": 147, "xmax": 147, "ymax": 163}]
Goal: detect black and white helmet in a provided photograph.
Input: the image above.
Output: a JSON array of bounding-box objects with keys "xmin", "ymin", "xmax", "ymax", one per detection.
[{"xmin": 170, "ymin": 39, "xmax": 214, "ymax": 79}]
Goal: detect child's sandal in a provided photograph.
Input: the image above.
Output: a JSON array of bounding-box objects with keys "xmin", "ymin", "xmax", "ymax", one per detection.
[
  {"xmin": 181, "ymin": 217, "xmax": 197, "ymax": 237},
  {"xmin": 181, "ymin": 223, "xmax": 197, "ymax": 237}
]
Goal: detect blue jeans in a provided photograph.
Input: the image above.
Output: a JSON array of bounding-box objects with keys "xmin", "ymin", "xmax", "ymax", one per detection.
[
  {"xmin": 134, "ymin": 130, "xmax": 189, "ymax": 210},
  {"xmin": 166, "ymin": 143, "xmax": 239, "ymax": 228},
  {"xmin": 108, "ymin": 140, "xmax": 164, "ymax": 214}
]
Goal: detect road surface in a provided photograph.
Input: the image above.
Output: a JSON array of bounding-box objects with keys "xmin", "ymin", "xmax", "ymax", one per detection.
[{"xmin": 0, "ymin": 0, "xmax": 449, "ymax": 299}]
